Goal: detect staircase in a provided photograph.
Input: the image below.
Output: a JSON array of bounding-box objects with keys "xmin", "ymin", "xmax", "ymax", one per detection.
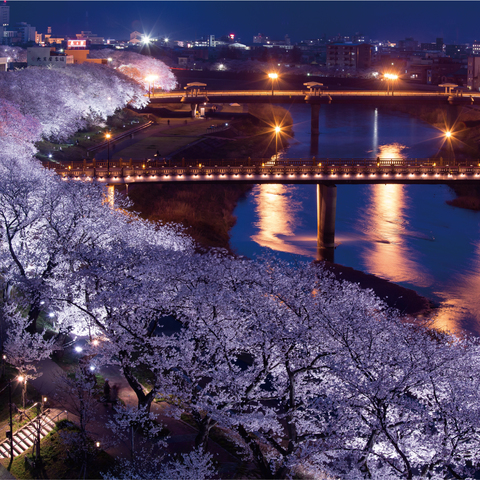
[{"xmin": 0, "ymin": 409, "xmax": 62, "ymax": 458}]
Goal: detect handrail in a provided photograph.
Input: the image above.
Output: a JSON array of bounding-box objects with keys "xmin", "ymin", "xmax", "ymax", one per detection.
[
  {"xmin": 154, "ymin": 89, "xmax": 479, "ymax": 99},
  {"xmin": 87, "ymin": 121, "xmax": 154, "ymax": 154},
  {"xmin": 47, "ymin": 157, "xmax": 480, "ymax": 170}
]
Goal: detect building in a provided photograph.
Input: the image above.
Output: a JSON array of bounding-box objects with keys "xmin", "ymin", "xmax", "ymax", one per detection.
[
  {"xmin": 75, "ymin": 31, "xmax": 104, "ymax": 45},
  {"xmin": 467, "ymin": 56, "xmax": 480, "ymax": 90},
  {"xmin": 397, "ymin": 37, "xmax": 419, "ymax": 51},
  {"xmin": 327, "ymin": 43, "xmax": 371, "ymax": 69},
  {"xmin": 0, "ymin": 3, "xmax": 9, "ymax": 27},
  {"xmin": 15, "ymin": 22, "xmax": 35, "ymax": 43},
  {"xmin": 472, "ymin": 41, "xmax": 480, "ymax": 56},
  {"xmin": 129, "ymin": 31, "xmax": 143, "ymax": 45},
  {"xmin": 27, "ymin": 46, "xmax": 70, "ymax": 67},
  {"xmin": 64, "ymin": 40, "xmax": 107, "ymax": 64},
  {"xmin": 0, "ymin": 56, "xmax": 8, "ymax": 70},
  {"xmin": 253, "ymin": 33, "xmax": 269, "ymax": 44}
]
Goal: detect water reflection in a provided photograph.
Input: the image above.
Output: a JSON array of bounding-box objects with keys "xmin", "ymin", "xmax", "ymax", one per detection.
[
  {"xmin": 433, "ymin": 240, "xmax": 480, "ymax": 336},
  {"xmin": 251, "ymin": 184, "xmax": 313, "ymax": 256},
  {"xmin": 359, "ymin": 144, "xmax": 433, "ymax": 287}
]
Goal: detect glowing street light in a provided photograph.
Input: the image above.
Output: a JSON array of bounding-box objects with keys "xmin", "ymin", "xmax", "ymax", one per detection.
[
  {"xmin": 17, "ymin": 375, "xmax": 26, "ymax": 411},
  {"xmin": 105, "ymin": 132, "xmax": 111, "ymax": 172},
  {"xmin": 268, "ymin": 72, "xmax": 278, "ymax": 96},
  {"xmin": 145, "ymin": 74, "xmax": 159, "ymax": 98},
  {"xmin": 274, "ymin": 125, "xmax": 282, "ymax": 161},
  {"xmin": 384, "ymin": 73, "xmax": 399, "ymax": 96}
]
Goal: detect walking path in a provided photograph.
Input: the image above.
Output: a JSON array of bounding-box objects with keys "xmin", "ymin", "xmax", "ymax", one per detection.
[{"xmin": 28, "ymin": 355, "xmax": 240, "ymax": 477}]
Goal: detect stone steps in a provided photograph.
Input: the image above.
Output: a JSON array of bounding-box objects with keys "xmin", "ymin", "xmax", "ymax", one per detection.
[{"xmin": 0, "ymin": 410, "xmax": 58, "ymax": 459}]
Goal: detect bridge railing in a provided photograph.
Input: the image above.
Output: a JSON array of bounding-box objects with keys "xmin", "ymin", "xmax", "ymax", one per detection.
[{"xmin": 46, "ymin": 157, "xmax": 480, "ymax": 172}]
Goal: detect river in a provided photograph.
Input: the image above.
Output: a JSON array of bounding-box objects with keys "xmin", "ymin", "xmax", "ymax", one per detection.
[{"xmin": 230, "ymin": 104, "xmax": 480, "ymax": 335}]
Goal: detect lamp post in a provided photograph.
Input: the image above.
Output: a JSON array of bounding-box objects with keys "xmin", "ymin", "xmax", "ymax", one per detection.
[
  {"xmin": 444, "ymin": 130, "xmax": 454, "ymax": 164},
  {"xmin": 8, "ymin": 379, "xmax": 13, "ymax": 463},
  {"xmin": 274, "ymin": 125, "xmax": 281, "ymax": 161},
  {"xmin": 384, "ymin": 73, "xmax": 398, "ymax": 96},
  {"xmin": 268, "ymin": 72, "xmax": 278, "ymax": 96},
  {"xmin": 145, "ymin": 74, "xmax": 159, "ymax": 98},
  {"xmin": 105, "ymin": 133, "xmax": 111, "ymax": 173},
  {"xmin": 17, "ymin": 375, "xmax": 26, "ymax": 412}
]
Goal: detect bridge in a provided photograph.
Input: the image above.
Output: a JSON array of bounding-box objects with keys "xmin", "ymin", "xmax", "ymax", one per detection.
[
  {"xmin": 52, "ymin": 157, "xmax": 480, "ymax": 253},
  {"xmin": 151, "ymin": 87, "xmax": 475, "ymax": 135}
]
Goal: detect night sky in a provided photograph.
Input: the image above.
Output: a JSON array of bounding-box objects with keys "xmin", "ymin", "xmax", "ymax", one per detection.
[{"xmin": 9, "ymin": 1, "xmax": 480, "ymax": 45}]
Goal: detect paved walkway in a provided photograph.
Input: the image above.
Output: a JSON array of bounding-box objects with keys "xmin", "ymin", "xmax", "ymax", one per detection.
[
  {"xmin": 0, "ymin": 464, "xmax": 15, "ymax": 479},
  {"xmin": 29, "ymin": 355, "xmax": 240, "ymax": 477}
]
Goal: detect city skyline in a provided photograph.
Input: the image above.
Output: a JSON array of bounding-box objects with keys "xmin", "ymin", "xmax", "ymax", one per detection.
[{"xmin": 9, "ymin": 1, "xmax": 480, "ymax": 45}]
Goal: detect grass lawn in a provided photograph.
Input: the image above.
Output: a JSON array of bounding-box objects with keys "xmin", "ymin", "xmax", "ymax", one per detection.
[
  {"xmin": 167, "ymin": 119, "xmax": 226, "ymax": 137},
  {"xmin": 115, "ymin": 136, "xmax": 196, "ymax": 159},
  {"xmin": 113, "ymin": 119, "xmax": 228, "ymax": 159}
]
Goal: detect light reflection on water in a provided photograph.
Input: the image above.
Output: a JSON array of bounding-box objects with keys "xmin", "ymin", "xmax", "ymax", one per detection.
[
  {"xmin": 358, "ymin": 143, "xmax": 434, "ymax": 288},
  {"xmin": 251, "ymin": 184, "xmax": 313, "ymax": 257},
  {"xmin": 433, "ymin": 240, "xmax": 480, "ymax": 336},
  {"xmin": 358, "ymin": 184, "xmax": 433, "ymax": 288},
  {"xmin": 232, "ymin": 104, "xmax": 480, "ymax": 336}
]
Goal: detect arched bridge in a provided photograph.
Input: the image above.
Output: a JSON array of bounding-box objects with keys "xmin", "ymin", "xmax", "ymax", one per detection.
[{"xmin": 51, "ymin": 157, "xmax": 480, "ymax": 254}]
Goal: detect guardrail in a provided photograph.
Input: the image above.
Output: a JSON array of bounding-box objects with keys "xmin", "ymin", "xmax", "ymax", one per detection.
[
  {"xmin": 48, "ymin": 157, "xmax": 480, "ymax": 185},
  {"xmin": 86, "ymin": 121, "xmax": 154, "ymax": 154},
  {"xmin": 154, "ymin": 89, "xmax": 477, "ymax": 99},
  {"xmin": 47, "ymin": 157, "xmax": 480, "ymax": 170}
]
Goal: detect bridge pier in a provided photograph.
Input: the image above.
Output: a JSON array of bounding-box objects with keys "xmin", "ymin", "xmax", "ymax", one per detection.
[
  {"xmin": 317, "ymin": 184, "xmax": 336, "ymax": 249},
  {"xmin": 311, "ymin": 103, "xmax": 321, "ymax": 135},
  {"xmin": 310, "ymin": 134, "xmax": 319, "ymax": 156},
  {"xmin": 191, "ymin": 103, "xmax": 198, "ymax": 118}
]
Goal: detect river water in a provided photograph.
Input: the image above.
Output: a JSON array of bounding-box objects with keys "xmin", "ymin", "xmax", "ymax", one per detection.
[{"xmin": 231, "ymin": 104, "xmax": 480, "ymax": 335}]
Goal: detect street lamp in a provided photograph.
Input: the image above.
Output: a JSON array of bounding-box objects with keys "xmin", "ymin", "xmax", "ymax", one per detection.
[
  {"xmin": 268, "ymin": 72, "xmax": 278, "ymax": 96},
  {"xmin": 17, "ymin": 375, "xmax": 26, "ymax": 411},
  {"xmin": 274, "ymin": 125, "xmax": 281, "ymax": 161},
  {"xmin": 145, "ymin": 74, "xmax": 159, "ymax": 98},
  {"xmin": 105, "ymin": 133, "xmax": 111, "ymax": 172},
  {"xmin": 8, "ymin": 378, "xmax": 14, "ymax": 463},
  {"xmin": 384, "ymin": 73, "xmax": 398, "ymax": 96}
]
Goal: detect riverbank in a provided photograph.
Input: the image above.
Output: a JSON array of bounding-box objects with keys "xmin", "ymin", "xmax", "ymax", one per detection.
[{"xmin": 322, "ymin": 261, "xmax": 434, "ymax": 317}]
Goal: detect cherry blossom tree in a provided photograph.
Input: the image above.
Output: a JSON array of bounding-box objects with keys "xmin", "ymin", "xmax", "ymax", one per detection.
[
  {"xmin": 3, "ymin": 307, "xmax": 56, "ymax": 409},
  {"xmin": 0, "ymin": 46, "xmax": 26, "ymax": 62},
  {"xmin": 0, "ymin": 63, "xmax": 148, "ymax": 142},
  {"xmin": 0, "ymin": 98, "xmax": 41, "ymax": 160},
  {"xmin": 89, "ymin": 49, "xmax": 177, "ymax": 91}
]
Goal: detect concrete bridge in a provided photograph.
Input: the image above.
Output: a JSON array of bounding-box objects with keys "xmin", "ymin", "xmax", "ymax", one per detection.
[
  {"xmin": 151, "ymin": 87, "xmax": 475, "ymax": 135},
  {"xmin": 52, "ymin": 157, "xmax": 480, "ymax": 254}
]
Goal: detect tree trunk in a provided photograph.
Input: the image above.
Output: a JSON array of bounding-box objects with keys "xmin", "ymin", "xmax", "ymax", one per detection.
[
  {"xmin": 122, "ymin": 364, "xmax": 155, "ymax": 412},
  {"xmin": 26, "ymin": 302, "xmax": 40, "ymax": 335},
  {"xmin": 192, "ymin": 411, "xmax": 216, "ymax": 452},
  {"xmin": 237, "ymin": 424, "xmax": 275, "ymax": 479}
]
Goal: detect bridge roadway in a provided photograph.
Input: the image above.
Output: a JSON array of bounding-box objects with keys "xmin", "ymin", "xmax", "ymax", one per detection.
[
  {"xmin": 54, "ymin": 158, "xmax": 480, "ymax": 186},
  {"xmin": 53, "ymin": 157, "xmax": 480, "ymax": 254}
]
